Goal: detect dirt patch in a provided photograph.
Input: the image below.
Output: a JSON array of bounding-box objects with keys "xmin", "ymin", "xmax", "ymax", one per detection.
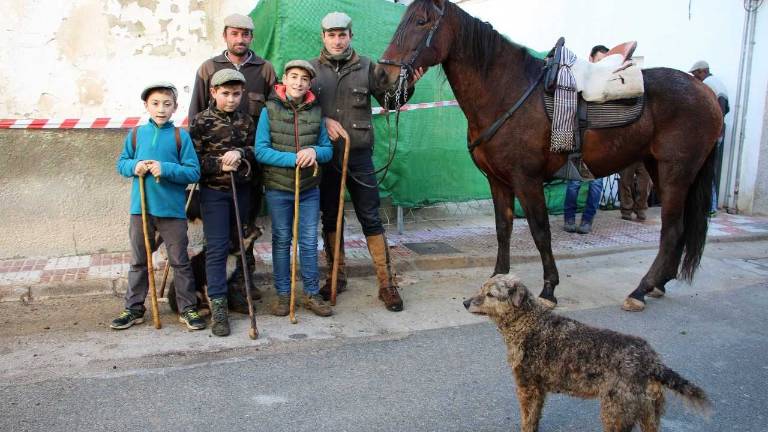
[{"xmin": 1, "ymin": 294, "xmax": 124, "ymax": 338}]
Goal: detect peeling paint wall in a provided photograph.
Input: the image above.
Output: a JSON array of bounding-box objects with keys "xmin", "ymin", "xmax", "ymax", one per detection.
[{"xmin": 0, "ymin": 0, "xmax": 257, "ymax": 119}]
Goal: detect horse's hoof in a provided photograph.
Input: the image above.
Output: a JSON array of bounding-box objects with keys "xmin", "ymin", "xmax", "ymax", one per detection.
[
  {"xmin": 622, "ymin": 297, "xmax": 645, "ymax": 312},
  {"xmin": 538, "ymin": 296, "xmax": 557, "ymax": 310},
  {"xmin": 646, "ymin": 287, "xmax": 666, "ymax": 298}
]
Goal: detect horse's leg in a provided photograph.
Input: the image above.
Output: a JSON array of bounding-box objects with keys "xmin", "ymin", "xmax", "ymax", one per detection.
[
  {"xmin": 623, "ymin": 177, "xmax": 687, "ymax": 311},
  {"xmin": 516, "ymin": 179, "xmax": 559, "ymax": 307},
  {"xmin": 488, "ymin": 176, "xmax": 514, "ymax": 276}
]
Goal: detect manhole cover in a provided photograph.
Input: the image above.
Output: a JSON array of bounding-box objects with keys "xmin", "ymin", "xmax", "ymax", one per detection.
[{"xmin": 403, "ymin": 241, "xmax": 461, "ymax": 255}]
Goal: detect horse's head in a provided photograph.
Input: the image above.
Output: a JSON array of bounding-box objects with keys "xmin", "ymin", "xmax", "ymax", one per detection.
[{"xmin": 375, "ymin": 0, "xmax": 453, "ymax": 89}]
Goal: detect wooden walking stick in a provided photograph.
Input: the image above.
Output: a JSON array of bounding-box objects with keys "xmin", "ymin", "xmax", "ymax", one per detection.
[
  {"xmin": 330, "ymin": 131, "xmax": 351, "ymax": 306},
  {"xmin": 138, "ymin": 175, "xmax": 162, "ymax": 329},
  {"xmin": 159, "ymin": 183, "xmax": 197, "ymax": 299},
  {"xmin": 289, "ymin": 165, "xmax": 301, "ymax": 324},
  {"xmin": 230, "ymin": 172, "xmax": 259, "ymax": 339}
]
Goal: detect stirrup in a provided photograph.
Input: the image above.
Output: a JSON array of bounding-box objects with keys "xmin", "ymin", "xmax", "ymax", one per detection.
[{"xmin": 554, "ymin": 154, "xmax": 595, "ymax": 181}]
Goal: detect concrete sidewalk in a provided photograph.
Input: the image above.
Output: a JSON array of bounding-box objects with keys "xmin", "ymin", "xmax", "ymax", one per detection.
[{"xmin": 2, "ymin": 207, "xmax": 768, "ymax": 302}]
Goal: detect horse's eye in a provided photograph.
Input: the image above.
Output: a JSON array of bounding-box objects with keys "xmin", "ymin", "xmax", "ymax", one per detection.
[{"xmin": 417, "ymin": 19, "xmax": 427, "ymax": 26}]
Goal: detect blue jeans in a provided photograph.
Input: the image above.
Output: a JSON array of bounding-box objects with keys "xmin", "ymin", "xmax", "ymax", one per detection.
[
  {"xmin": 564, "ymin": 179, "xmax": 604, "ymax": 224},
  {"xmin": 199, "ymin": 186, "xmax": 251, "ymax": 299},
  {"xmin": 266, "ymin": 187, "xmax": 321, "ymax": 296}
]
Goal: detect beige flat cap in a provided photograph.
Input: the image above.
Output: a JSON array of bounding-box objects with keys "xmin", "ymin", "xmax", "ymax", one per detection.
[
  {"xmin": 284, "ymin": 59, "xmax": 316, "ymax": 78},
  {"xmin": 141, "ymin": 81, "xmax": 178, "ymax": 101},
  {"xmin": 224, "ymin": 13, "xmax": 254, "ymax": 30},
  {"xmin": 689, "ymin": 60, "xmax": 709, "ymax": 72},
  {"xmin": 321, "ymin": 12, "xmax": 352, "ymax": 30}
]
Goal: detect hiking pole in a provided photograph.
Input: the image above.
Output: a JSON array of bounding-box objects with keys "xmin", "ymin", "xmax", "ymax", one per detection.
[
  {"xmin": 138, "ymin": 175, "xmax": 162, "ymax": 329},
  {"xmin": 330, "ymin": 130, "xmax": 351, "ymax": 306},
  {"xmin": 230, "ymin": 171, "xmax": 259, "ymax": 339},
  {"xmin": 289, "ymin": 165, "xmax": 301, "ymax": 324},
  {"xmin": 159, "ymin": 183, "xmax": 197, "ymax": 299}
]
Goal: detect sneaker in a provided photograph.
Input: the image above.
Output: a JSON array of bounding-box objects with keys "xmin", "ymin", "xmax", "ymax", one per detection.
[
  {"xmin": 303, "ymin": 294, "xmax": 333, "ymax": 317},
  {"xmin": 563, "ymin": 220, "xmax": 577, "ymax": 233},
  {"xmin": 708, "ymin": 210, "xmax": 717, "ymax": 218},
  {"xmin": 271, "ymin": 295, "xmax": 290, "ymax": 317},
  {"xmin": 210, "ymin": 297, "xmax": 230, "ymax": 337},
  {"xmin": 179, "ymin": 308, "xmax": 206, "ymax": 331},
  {"xmin": 110, "ymin": 309, "xmax": 145, "ymax": 330},
  {"xmin": 621, "ymin": 213, "xmax": 632, "ymax": 221},
  {"xmin": 577, "ymin": 221, "xmax": 593, "ymax": 234}
]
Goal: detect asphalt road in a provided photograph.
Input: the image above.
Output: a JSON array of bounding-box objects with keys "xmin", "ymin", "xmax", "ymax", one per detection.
[{"xmin": 2, "ymin": 280, "xmax": 766, "ymax": 432}]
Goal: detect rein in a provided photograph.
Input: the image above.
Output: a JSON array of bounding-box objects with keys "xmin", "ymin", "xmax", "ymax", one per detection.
[{"xmin": 468, "ymin": 67, "xmax": 547, "ymax": 153}]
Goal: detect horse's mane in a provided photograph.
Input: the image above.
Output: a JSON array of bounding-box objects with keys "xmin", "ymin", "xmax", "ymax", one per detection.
[{"xmin": 395, "ymin": 0, "xmax": 544, "ymax": 80}]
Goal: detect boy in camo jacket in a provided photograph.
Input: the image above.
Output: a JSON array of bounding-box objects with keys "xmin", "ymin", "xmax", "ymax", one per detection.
[{"xmin": 189, "ymin": 69, "xmax": 256, "ymax": 337}]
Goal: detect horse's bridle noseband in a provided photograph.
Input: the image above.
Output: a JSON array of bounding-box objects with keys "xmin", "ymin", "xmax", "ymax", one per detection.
[{"xmin": 378, "ymin": 1, "xmax": 445, "ymax": 75}]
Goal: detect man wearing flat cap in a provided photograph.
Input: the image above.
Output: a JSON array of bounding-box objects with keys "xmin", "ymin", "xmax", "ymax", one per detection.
[
  {"xmin": 189, "ymin": 13, "xmax": 276, "ymax": 124},
  {"xmin": 689, "ymin": 60, "xmax": 730, "ymax": 215},
  {"xmin": 309, "ymin": 12, "xmax": 423, "ymax": 312}
]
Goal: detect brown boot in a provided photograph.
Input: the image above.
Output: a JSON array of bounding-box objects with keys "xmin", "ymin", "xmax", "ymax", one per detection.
[
  {"xmin": 366, "ymin": 233, "xmax": 403, "ymax": 312},
  {"xmin": 319, "ymin": 231, "xmax": 347, "ymax": 301}
]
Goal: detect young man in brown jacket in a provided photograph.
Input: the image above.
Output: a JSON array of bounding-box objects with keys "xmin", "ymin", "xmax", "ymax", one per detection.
[{"xmin": 309, "ymin": 12, "xmax": 422, "ymax": 312}]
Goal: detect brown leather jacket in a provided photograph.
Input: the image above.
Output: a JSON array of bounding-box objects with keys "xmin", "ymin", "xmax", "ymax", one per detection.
[
  {"xmin": 310, "ymin": 52, "xmax": 412, "ymax": 151},
  {"xmin": 189, "ymin": 50, "xmax": 276, "ymax": 124}
]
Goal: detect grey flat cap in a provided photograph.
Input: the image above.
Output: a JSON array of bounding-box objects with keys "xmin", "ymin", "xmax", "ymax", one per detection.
[
  {"xmin": 210, "ymin": 69, "xmax": 246, "ymax": 87},
  {"xmin": 284, "ymin": 60, "xmax": 316, "ymax": 78},
  {"xmin": 689, "ymin": 60, "xmax": 709, "ymax": 72},
  {"xmin": 321, "ymin": 12, "xmax": 352, "ymax": 30},
  {"xmin": 141, "ymin": 81, "xmax": 178, "ymax": 101},
  {"xmin": 223, "ymin": 13, "xmax": 254, "ymax": 30}
]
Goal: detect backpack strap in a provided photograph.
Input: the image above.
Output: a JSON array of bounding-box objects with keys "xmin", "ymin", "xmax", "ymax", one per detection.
[{"xmin": 131, "ymin": 126, "xmax": 139, "ymax": 153}]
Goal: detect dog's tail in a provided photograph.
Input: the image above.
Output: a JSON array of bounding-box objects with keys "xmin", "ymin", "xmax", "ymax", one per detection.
[{"xmin": 655, "ymin": 366, "xmax": 712, "ymax": 416}]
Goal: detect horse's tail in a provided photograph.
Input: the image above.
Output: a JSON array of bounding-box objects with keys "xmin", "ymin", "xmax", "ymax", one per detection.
[{"xmin": 679, "ymin": 146, "xmax": 716, "ymax": 281}]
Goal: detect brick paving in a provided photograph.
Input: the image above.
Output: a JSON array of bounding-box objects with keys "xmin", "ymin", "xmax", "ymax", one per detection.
[{"xmin": 2, "ymin": 208, "xmax": 767, "ymax": 294}]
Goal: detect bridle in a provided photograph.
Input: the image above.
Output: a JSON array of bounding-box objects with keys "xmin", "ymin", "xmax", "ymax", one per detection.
[{"xmin": 378, "ymin": 1, "xmax": 446, "ymax": 76}]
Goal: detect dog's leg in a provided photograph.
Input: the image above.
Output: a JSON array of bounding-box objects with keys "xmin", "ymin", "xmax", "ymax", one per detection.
[
  {"xmin": 599, "ymin": 396, "xmax": 636, "ymax": 432},
  {"xmin": 515, "ymin": 384, "xmax": 545, "ymax": 432},
  {"xmin": 639, "ymin": 383, "xmax": 664, "ymax": 432}
]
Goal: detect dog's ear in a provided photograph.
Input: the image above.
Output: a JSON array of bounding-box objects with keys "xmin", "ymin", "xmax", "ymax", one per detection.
[
  {"xmin": 509, "ymin": 282, "xmax": 528, "ymax": 308},
  {"xmin": 488, "ymin": 280, "xmax": 509, "ymax": 300}
]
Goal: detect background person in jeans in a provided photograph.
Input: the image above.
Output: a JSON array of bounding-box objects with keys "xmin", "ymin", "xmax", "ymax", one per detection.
[
  {"xmin": 562, "ymin": 45, "xmax": 609, "ymax": 235},
  {"xmin": 255, "ymin": 60, "xmax": 334, "ymax": 317}
]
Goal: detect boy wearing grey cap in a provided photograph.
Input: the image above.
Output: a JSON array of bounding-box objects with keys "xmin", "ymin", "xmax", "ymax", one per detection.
[
  {"xmin": 113, "ymin": 83, "xmax": 204, "ymax": 331},
  {"xmin": 255, "ymin": 60, "xmax": 334, "ymax": 317},
  {"xmin": 190, "ymin": 69, "xmax": 258, "ymax": 337}
]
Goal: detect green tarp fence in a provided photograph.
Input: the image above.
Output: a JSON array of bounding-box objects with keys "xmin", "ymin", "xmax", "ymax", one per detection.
[{"xmin": 250, "ymin": 0, "xmax": 589, "ymax": 216}]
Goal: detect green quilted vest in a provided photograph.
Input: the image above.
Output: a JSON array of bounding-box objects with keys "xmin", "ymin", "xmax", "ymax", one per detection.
[{"xmin": 262, "ymin": 98, "xmax": 323, "ymax": 193}]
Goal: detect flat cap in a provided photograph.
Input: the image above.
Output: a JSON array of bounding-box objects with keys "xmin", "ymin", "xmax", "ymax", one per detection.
[
  {"xmin": 321, "ymin": 12, "xmax": 352, "ymax": 30},
  {"xmin": 284, "ymin": 59, "xmax": 316, "ymax": 79},
  {"xmin": 689, "ymin": 60, "xmax": 709, "ymax": 72},
  {"xmin": 210, "ymin": 69, "xmax": 246, "ymax": 87},
  {"xmin": 223, "ymin": 13, "xmax": 254, "ymax": 30},
  {"xmin": 141, "ymin": 81, "xmax": 178, "ymax": 101}
]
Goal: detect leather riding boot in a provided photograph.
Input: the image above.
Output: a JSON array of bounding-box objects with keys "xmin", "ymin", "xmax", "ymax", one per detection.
[
  {"xmin": 319, "ymin": 231, "xmax": 347, "ymax": 301},
  {"xmin": 366, "ymin": 233, "xmax": 403, "ymax": 312}
]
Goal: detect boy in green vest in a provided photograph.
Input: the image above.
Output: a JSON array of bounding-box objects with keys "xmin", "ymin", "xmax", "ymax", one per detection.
[{"xmin": 255, "ymin": 60, "xmax": 334, "ymax": 317}]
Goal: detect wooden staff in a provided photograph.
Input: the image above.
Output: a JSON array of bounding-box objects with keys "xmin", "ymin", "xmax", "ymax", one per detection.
[
  {"xmin": 138, "ymin": 175, "xmax": 161, "ymax": 329},
  {"xmin": 330, "ymin": 131, "xmax": 351, "ymax": 306},
  {"xmin": 230, "ymin": 172, "xmax": 259, "ymax": 339},
  {"xmin": 289, "ymin": 165, "xmax": 301, "ymax": 325}
]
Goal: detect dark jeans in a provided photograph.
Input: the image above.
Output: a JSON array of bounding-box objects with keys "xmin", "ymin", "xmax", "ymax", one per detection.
[
  {"xmin": 199, "ymin": 185, "xmax": 251, "ymax": 299},
  {"xmin": 126, "ymin": 215, "xmax": 196, "ymax": 312},
  {"xmin": 564, "ymin": 179, "xmax": 603, "ymax": 224},
  {"xmin": 266, "ymin": 187, "xmax": 321, "ymax": 296},
  {"xmin": 320, "ymin": 148, "xmax": 384, "ymax": 236}
]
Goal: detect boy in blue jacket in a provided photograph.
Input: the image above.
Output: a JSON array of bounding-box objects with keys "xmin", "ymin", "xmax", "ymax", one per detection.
[
  {"xmin": 255, "ymin": 60, "xmax": 334, "ymax": 317},
  {"xmin": 113, "ymin": 82, "xmax": 204, "ymax": 331}
]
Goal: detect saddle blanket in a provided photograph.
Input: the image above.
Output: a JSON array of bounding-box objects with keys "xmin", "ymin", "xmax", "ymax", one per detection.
[{"xmin": 543, "ymin": 93, "xmax": 645, "ymax": 129}]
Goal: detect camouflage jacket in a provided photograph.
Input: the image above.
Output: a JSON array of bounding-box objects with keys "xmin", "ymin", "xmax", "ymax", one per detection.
[{"xmin": 190, "ymin": 106, "xmax": 256, "ymax": 190}]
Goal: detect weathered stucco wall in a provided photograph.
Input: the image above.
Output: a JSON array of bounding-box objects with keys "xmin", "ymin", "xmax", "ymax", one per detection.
[
  {"xmin": 0, "ymin": 0, "xmax": 256, "ymax": 119},
  {"xmin": 753, "ymin": 85, "xmax": 768, "ymax": 215}
]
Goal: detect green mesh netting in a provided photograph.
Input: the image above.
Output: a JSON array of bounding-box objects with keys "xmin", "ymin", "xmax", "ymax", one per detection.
[{"xmin": 250, "ymin": 0, "xmax": 585, "ymax": 215}]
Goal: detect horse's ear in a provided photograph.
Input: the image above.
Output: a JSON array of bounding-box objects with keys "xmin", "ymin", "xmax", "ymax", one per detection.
[{"xmin": 432, "ymin": 0, "xmax": 446, "ymax": 11}]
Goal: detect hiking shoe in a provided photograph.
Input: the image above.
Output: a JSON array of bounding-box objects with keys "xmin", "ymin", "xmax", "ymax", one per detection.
[
  {"xmin": 210, "ymin": 297, "xmax": 230, "ymax": 337},
  {"xmin": 271, "ymin": 295, "xmax": 290, "ymax": 317},
  {"xmin": 179, "ymin": 308, "xmax": 206, "ymax": 331},
  {"xmin": 303, "ymin": 294, "xmax": 333, "ymax": 317},
  {"xmin": 621, "ymin": 213, "xmax": 633, "ymax": 221},
  {"xmin": 635, "ymin": 211, "xmax": 647, "ymax": 221},
  {"xmin": 563, "ymin": 220, "xmax": 577, "ymax": 233},
  {"xmin": 708, "ymin": 210, "xmax": 717, "ymax": 218},
  {"xmin": 110, "ymin": 309, "xmax": 145, "ymax": 330},
  {"xmin": 577, "ymin": 221, "xmax": 593, "ymax": 234}
]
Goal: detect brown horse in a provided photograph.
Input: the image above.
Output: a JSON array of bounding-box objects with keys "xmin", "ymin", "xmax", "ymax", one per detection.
[{"xmin": 375, "ymin": 0, "xmax": 723, "ymax": 311}]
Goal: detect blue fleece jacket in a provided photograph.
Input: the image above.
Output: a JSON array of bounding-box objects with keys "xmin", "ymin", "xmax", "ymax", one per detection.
[
  {"xmin": 254, "ymin": 107, "xmax": 333, "ymax": 168},
  {"xmin": 116, "ymin": 120, "xmax": 200, "ymax": 218}
]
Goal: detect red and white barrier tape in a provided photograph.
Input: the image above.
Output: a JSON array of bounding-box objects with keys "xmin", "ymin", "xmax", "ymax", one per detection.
[{"xmin": 0, "ymin": 100, "xmax": 459, "ymax": 129}]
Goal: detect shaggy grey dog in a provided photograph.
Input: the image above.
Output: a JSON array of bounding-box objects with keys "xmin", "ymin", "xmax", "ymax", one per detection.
[{"xmin": 464, "ymin": 274, "xmax": 711, "ymax": 432}]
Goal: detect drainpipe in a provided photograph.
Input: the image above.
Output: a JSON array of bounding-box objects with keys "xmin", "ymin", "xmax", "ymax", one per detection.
[{"xmin": 725, "ymin": 0, "xmax": 761, "ymax": 213}]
